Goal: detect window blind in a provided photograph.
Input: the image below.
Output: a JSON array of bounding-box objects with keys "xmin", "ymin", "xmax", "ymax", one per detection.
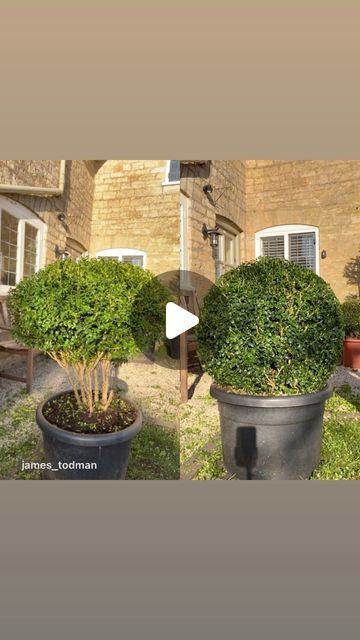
[
  {"xmin": 289, "ymin": 232, "xmax": 316, "ymax": 271},
  {"xmin": 261, "ymin": 235, "xmax": 285, "ymax": 258},
  {"xmin": 122, "ymin": 255, "xmax": 144, "ymax": 267},
  {"xmin": 168, "ymin": 160, "xmax": 180, "ymax": 183}
]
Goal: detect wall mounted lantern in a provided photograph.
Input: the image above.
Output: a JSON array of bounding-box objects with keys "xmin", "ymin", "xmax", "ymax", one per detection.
[
  {"xmin": 202, "ymin": 224, "xmax": 222, "ymax": 248},
  {"xmin": 54, "ymin": 244, "xmax": 70, "ymax": 260},
  {"xmin": 57, "ymin": 212, "xmax": 66, "ymax": 223},
  {"xmin": 321, "ymin": 250, "xmax": 327, "ymax": 259},
  {"xmin": 203, "ymin": 183, "xmax": 213, "ymax": 195}
]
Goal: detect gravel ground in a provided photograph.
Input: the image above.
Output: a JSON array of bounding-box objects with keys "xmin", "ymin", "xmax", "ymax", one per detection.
[
  {"xmin": 0, "ymin": 353, "xmax": 68, "ymax": 409},
  {"xmin": 328, "ymin": 365, "xmax": 360, "ymax": 392}
]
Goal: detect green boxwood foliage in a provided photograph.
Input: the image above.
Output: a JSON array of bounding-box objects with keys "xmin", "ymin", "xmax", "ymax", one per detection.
[
  {"xmin": 7, "ymin": 258, "xmax": 171, "ymax": 415},
  {"xmin": 8, "ymin": 258, "xmax": 170, "ymax": 363},
  {"xmin": 342, "ymin": 298, "xmax": 360, "ymax": 338},
  {"xmin": 197, "ymin": 257, "xmax": 345, "ymax": 395}
]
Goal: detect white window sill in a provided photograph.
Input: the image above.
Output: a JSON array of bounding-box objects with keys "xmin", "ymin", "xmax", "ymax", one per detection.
[{"xmin": 162, "ymin": 181, "xmax": 180, "ymax": 187}]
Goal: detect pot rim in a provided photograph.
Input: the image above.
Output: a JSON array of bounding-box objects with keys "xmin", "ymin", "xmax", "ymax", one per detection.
[
  {"xmin": 344, "ymin": 337, "xmax": 360, "ymax": 342},
  {"xmin": 36, "ymin": 388, "xmax": 142, "ymax": 447},
  {"xmin": 210, "ymin": 383, "xmax": 332, "ymax": 407}
]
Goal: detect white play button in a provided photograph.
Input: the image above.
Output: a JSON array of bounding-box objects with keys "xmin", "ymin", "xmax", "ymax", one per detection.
[{"xmin": 166, "ymin": 302, "xmax": 199, "ymax": 340}]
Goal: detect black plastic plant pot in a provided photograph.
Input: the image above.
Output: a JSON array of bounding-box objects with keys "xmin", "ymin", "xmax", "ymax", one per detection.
[
  {"xmin": 210, "ymin": 384, "xmax": 332, "ymax": 480},
  {"xmin": 36, "ymin": 390, "xmax": 142, "ymax": 480}
]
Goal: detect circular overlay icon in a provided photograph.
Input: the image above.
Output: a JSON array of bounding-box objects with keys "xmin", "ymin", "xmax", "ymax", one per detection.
[{"xmin": 130, "ymin": 269, "xmax": 226, "ymax": 370}]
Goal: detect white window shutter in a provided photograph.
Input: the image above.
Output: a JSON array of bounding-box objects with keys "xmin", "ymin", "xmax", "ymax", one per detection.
[
  {"xmin": 289, "ymin": 232, "xmax": 316, "ymax": 271},
  {"xmin": 261, "ymin": 235, "xmax": 285, "ymax": 258},
  {"xmin": 122, "ymin": 255, "xmax": 144, "ymax": 267}
]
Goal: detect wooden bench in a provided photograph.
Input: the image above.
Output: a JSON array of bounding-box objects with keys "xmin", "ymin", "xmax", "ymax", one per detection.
[
  {"xmin": 0, "ymin": 296, "xmax": 38, "ymax": 393},
  {"xmin": 179, "ymin": 288, "xmax": 201, "ymax": 402}
]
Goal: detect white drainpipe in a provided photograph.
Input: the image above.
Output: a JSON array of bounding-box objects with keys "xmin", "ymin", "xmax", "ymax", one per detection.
[{"xmin": 0, "ymin": 160, "xmax": 66, "ymax": 195}]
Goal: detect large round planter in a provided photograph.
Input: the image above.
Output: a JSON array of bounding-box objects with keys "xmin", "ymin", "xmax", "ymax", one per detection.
[
  {"xmin": 210, "ymin": 384, "xmax": 332, "ymax": 480},
  {"xmin": 343, "ymin": 338, "xmax": 360, "ymax": 369},
  {"xmin": 36, "ymin": 390, "xmax": 142, "ymax": 480}
]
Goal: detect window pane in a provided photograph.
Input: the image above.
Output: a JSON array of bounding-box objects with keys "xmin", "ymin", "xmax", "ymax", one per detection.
[
  {"xmin": 261, "ymin": 235, "xmax": 285, "ymax": 258},
  {"xmin": 224, "ymin": 235, "xmax": 233, "ymax": 268},
  {"xmin": 23, "ymin": 222, "xmax": 38, "ymax": 278},
  {"xmin": 289, "ymin": 232, "xmax": 316, "ymax": 271},
  {"xmin": 122, "ymin": 255, "xmax": 143, "ymax": 267},
  {"xmin": 1, "ymin": 210, "xmax": 18, "ymax": 286},
  {"xmin": 168, "ymin": 160, "xmax": 180, "ymax": 183}
]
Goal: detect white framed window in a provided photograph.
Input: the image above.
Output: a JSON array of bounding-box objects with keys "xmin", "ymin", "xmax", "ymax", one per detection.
[
  {"xmin": 214, "ymin": 217, "xmax": 241, "ymax": 279},
  {"xmin": 0, "ymin": 196, "xmax": 45, "ymax": 295},
  {"xmin": 96, "ymin": 248, "xmax": 147, "ymax": 268},
  {"xmin": 163, "ymin": 160, "xmax": 180, "ymax": 185},
  {"xmin": 255, "ymin": 224, "xmax": 319, "ymax": 274}
]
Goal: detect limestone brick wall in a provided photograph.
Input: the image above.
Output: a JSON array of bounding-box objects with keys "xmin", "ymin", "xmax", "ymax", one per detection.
[
  {"xmin": 0, "ymin": 160, "xmax": 97, "ymax": 265},
  {"xmin": 245, "ymin": 160, "xmax": 360, "ymax": 300},
  {"xmin": 180, "ymin": 160, "xmax": 246, "ymax": 283},
  {"xmin": 90, "ymin": 160, "xmax": 180, "ymax": 275}
]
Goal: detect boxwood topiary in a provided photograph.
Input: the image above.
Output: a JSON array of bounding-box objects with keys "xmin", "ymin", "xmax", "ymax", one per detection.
[
  {"xmin": 197, "ymin": 257, "xmax": 345, "ymax": 395},
  {"xmin": 342, "ymin": 298, "xmax": 360, "ymax": 338},
  {"xmin": 7, "ymin": 258, "xmax": 170, "ymax": 414}
]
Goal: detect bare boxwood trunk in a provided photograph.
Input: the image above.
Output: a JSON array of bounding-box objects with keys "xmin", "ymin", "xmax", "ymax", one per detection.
[{"xmin": 48, "ymin": 351, "xmax": 114, "ymax": 415}]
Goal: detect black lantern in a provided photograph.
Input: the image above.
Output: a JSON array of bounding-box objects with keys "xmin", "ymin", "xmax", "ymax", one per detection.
[
  {"xmin": 54, "ymin": 244, "xmax": 70, "ymax": 261},
  {"xmin": 202, "ymin": 224, "xmax": 222, "ymax": 247},
  {"xmin": 203, "ymin": 183, "xmax": 213, "ymax": 194}
]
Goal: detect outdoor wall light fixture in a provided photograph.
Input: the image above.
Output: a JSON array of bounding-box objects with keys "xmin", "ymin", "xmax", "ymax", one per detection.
[
  {"xmin": 54, "ymin": 244, "xmax": 70, "ymax": 261},
  {"xmin": 202, "ymin": 223, "xmax": 222, "ymax": 247},
  {"xmin": 57, "ymin": 212, "xmax": 66, "ymax": 223},
  {"xmin": 321, "ymin": 250, "xmax": 327, "ymax": 259},
  {"xmin": 203, "ymin": 183, "xmax": 213, "ymax": 194}
]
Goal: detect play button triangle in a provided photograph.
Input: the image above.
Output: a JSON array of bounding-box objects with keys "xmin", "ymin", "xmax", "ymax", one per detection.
[{"xmin": 166, "ymin": 302, "xmax": 199, "ymax": 340}]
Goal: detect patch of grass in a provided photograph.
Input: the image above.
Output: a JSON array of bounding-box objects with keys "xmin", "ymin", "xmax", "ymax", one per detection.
[
  {"xmin": 180, "ymin": 406, "xmax": 220, "ymax": 467},
  {"xmin": 326, "ymin": 384, "xmax": 360, "ymax": 413},
  {"xmin": 329, "ymin": 384, "xmax": 360, "ymax": 413},
  {"xmin": 127, "ymin": 422, "xmax": 179, "ymax": 479},
  {"xmin": 0, "ymin": 395, "xmax": 43, "ymax": 479},
  {"xmin": 312, "ymin": 416, "xmax": 360, "ymax": 480},
  {"xmin": 196, "ymin": 394, "xmax": 216, "ymax": 405},
  {"xmin": 193, "ymin": 442, "xmax": 225, "ymax": 480}
]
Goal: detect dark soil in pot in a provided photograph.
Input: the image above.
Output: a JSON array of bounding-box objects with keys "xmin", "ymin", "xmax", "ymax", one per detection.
[
  {"xmin": 36, "ymin": 389, "xmax": 142, "ymax": 480},
  {"xmin": 210, "ymin": 384, "xmax": 332, "ymax": 480},
  {"xmin": 43, "ymin": 391, "xmax": 137, "ymax": 434}
]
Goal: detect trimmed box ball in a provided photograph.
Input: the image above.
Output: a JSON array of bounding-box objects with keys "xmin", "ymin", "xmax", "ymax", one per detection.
[
  {"xmin": 342, "ymin": 298, "xmax": 360, "ymax": 338},
  {"xmin": 7, "ymin": 257, "xmax": 170, "ymax": 363},
  {"xmin": 197, "ymin": 257, "xmax": 345, "ymax": 395}
]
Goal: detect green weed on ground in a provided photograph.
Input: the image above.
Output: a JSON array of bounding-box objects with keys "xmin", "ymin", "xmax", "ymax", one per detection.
[
  {"xmin": 312, "ymin": 416, "xmax": 360, "ymax": 480},
  {"xmin": 0, "ymin": 395, "xmax": 44, "ymax": 479},
  {"xmin": 312, "ymin": 385, "xmax": 360, "ymax": 480},
  {"xmin": 127, "ymin": 423, "xmax": 179, "ymax": 479}
]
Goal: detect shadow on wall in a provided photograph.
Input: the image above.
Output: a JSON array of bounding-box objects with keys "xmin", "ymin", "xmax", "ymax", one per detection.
[
  {"xmin": 180, "ymin": 161, "xmax": 211, "ymax": 180},
  {"xmin": 344, "ymin": 255, "xmax": 360, "ymax": 299}
]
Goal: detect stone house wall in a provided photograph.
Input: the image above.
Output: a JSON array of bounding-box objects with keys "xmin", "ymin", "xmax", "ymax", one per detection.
[
  {"xmin": 180, "ymin": 160, "xmax": 246, "ymax": 283},
  {"xmin": 0, "ymin": 160, "xmax": 98, "ymax": 264},
  {"xmin": 245, "ymin": 160, "xmax": 360, "ymax": 300},
  {"xmin": 90, "ymin": 160, "xmax": 180, "ymax": 275}
]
